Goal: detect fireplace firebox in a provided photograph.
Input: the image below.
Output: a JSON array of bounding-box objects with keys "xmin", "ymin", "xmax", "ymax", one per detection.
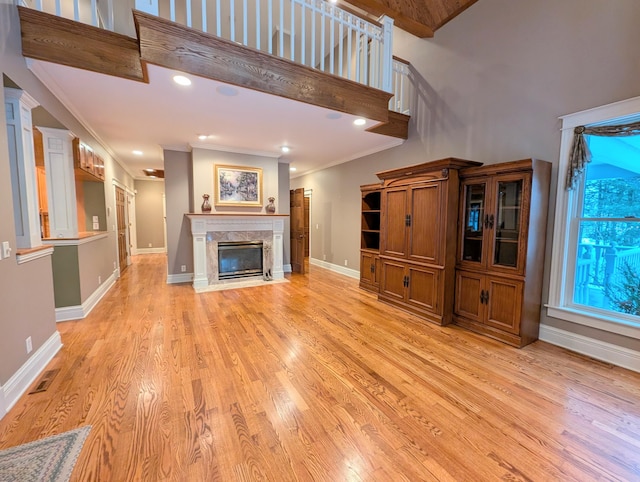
[{"xmin": 218, "ymin": 241, "xmax": 264, "ymax": 279}]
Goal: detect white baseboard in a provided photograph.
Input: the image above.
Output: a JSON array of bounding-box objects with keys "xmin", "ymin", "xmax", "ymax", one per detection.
[
  {"xmin": 167, "ymin": 273, "xmax": 193, "ymax": 284},
  {"xmin": 0, "ymin": 331, "xmax": 63, "ymax": 419},
  {"xmin": 136, "ymin": 247, "xmax": 166, "ymax": 254},
  {"xmin": 283, "ymin": 264, "xmax": 292, "ymax": 273},
  {"xmin": 309, "ymin": 258, "xmax": 360, "ymax": 279},
  {"xmin": 539, "ymin": 324, "xmax": 640, "ymax": 373},
  {"xmin": 55, "ymin": 270, "xmax": 117, "ymax": 322}
]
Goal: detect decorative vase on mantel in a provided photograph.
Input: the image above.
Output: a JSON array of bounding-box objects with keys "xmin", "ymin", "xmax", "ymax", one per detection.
[
  {"xmin": 201, "ymin": 194, "xmax": 212, "ymax": 213},
  {"xmin": 265, "ymin": 196, "xmax": 276, "ymax": 214}
]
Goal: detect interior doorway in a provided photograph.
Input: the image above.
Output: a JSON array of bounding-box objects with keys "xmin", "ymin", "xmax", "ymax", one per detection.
[
  {"xmin": 115, "ymin": 185, "xmax": 128, "ymax": 274},
  {"xmin": 290, "ymin": 187, "xmax": 306, "ymax": 274}
]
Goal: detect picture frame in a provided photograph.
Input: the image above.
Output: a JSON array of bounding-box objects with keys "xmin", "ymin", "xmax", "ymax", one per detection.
[{"xmin": 214, "ymin": 164, "xmax": 263, "ymax": 207}]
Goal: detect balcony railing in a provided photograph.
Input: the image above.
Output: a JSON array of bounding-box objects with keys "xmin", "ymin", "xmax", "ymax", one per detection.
[{"xmin": 18, "ymin": 0, "xmax": 411, "ymax": 115}]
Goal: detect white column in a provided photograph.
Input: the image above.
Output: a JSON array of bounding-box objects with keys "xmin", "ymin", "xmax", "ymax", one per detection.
[
  {"xmin": 4, "ymin": 88, "xmax": 41, "ymax": 249},
  {"xmin": 190, "ymin": 218, "xmax": 209, "ymax": 289},
  {"xmin": 37, "ymin": 127, "xmax": 78, "ymax": 239},
  {"xmin": 272, "ymin": 218, "xmax": 285, "ymax": 279}
]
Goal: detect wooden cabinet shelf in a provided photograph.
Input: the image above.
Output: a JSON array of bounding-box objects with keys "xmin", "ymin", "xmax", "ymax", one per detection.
[{"xmin": 359, "ymin": 185, "xmax": 382, "ymax": 292}]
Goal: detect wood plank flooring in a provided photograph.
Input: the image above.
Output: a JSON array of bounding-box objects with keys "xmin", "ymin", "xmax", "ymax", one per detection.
[{"xmin": 1, "ymin": 254, "xmax": 640, "ymax": 481}]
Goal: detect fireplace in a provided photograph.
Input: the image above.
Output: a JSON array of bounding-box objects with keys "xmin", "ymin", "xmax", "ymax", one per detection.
[
  {"xmin": 218, "ymin": 241, "xmax": 263, "ymax": 279},
  {"xmin": 187, "ymin": 213, "xmax": 286, "ymax": 292}
]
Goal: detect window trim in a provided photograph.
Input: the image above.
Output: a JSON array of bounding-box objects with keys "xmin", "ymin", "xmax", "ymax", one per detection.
[{"xmin": 547, "ymin": 95, "xmax": 640, "ymax": 339}]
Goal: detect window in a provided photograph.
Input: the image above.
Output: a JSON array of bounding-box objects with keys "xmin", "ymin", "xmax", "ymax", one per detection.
[{"xmin": 547, "ymin": 97, "xmax": 640, "ymax": 338}]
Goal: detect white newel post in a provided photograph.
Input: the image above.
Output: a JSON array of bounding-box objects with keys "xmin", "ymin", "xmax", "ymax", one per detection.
[
  {"xmin": 190, "ymin": 218, "xmax": 209, "ymax": 289},
  {"xmin": 380, "ymin": 15, "xmax": 394, "ymax": 94},
  {"xmin": 134, "ymin": 0, "xmax": 159, "ymax": 15}
]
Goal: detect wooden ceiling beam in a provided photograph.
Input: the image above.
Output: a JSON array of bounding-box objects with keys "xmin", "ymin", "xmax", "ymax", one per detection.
[
  {"xmin": 18, "ymin": 7, "xmax": 146, "ymax": 82},
  {"xmin": 134, "ymin": 11, "xmax": 392, "ymax": 124},
  {"xmin": 367, "ymin": 111, "xmax": 410, "ymax": 139}
]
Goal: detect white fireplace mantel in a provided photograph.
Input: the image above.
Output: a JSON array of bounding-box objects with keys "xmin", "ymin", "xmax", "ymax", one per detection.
[{"xmin": 186, "ymin": 214, "xmax": 287, "ymax": 291}]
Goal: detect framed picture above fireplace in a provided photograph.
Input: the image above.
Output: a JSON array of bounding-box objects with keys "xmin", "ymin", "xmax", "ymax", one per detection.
[{"xmin": 214, "ymin": 164, "xmax": 263, "ymax": 206}]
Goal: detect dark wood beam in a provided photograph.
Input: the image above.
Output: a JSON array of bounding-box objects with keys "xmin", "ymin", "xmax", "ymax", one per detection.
[
  {"xmin": 133, "ymin": 10, "xmax": 391, "ymax": 124},
  {"xmin": 367, "ymin": 111, "xmax": 410, "ymax": 139},
  {"xmin": 18, "ymin": 7, "xmax": 146, "ymax": 82}
]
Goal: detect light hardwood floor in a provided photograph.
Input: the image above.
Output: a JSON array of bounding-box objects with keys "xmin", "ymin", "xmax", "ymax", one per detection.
[{"xmin": 1, "ymin": 254, "xmax": 640, "ymax": 481}]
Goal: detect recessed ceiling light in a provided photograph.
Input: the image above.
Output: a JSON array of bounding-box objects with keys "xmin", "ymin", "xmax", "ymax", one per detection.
[
  {"xmin": 216, "ymin": 85, "xmax": 238, "ymax": 97},
  {"xmin": 133, "ymin": 150, "xmax": 143, "ymax": 155},
  {"xmin": 198, "ymin": 134, "xmax": 208, "ymax": 140},
  {"xmin": 281, "ymin": 146, "xmax": 290, "ymax": 153},
  {"xmin": 326, "ymin": 112, "xmax": 342, "ymax": 120},
  {"xmin": 173, "ymin": 75, "xmax": 192, "ymax": 86},
  {"xmin": 290, "ymin": 167, "xmax": 297, "ymax": 172},
  {"xmin": 354, "ymin": 118, "xmax": 366, "ymax": 126},
  {"xmin": 144, "ymin": 168, "xmax": 155, "ymax": 172}
]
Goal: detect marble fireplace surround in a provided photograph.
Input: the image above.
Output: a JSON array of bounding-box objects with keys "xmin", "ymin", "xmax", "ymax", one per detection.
[{"xmin": 186, "ymin": 214, "xmax": 287, "ymax": 292}]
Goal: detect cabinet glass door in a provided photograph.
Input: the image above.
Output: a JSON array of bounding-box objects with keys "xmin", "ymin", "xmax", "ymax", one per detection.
[
  {"xmin": 493, "ymin": 180, "xmax": 523, "ymax": 268},
  {"xmin": 462, "ymin": 183, "xmax": 486, "ymax": 263}
]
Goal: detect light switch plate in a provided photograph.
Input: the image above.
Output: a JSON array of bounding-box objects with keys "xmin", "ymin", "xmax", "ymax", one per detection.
[{"xmin": 2, "ymin": 241, "xmax": 11, "ymax": 259}]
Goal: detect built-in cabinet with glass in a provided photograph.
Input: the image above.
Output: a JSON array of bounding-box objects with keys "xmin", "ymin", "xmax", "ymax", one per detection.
[
  {"xmin": 453, "ymin": 159, "xmax": 551, "ymax": 347},
  {"xmin": 372, "ymin": 158, "xmax": 482, "ymax": 325}
]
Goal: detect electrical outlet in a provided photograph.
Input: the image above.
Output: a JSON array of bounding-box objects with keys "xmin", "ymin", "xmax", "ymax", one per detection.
[
  {"xmin": 323, "ymin": 254, "xmax": 326, "ymax": 261},
  {"xmin": 344, "ymin": 259, "xmax": 348, "ymax": 266},
  {"xmin": 148, "ymin": 243, "xmax": 152, "ymax": 248},
  {"xmin": 98, "ymin": 275, "xmax": 102, "ymax": 284},
  {"xmin": 113, "ymin": 261, "xmax": 116, "ymax": 269},
  {"xmin": 181, "ymin": 265, "xmax": 187, "ymax": 272},
  {"xmin": 26, "ymin": 337, "xmax": 32, "ymax": 354}
]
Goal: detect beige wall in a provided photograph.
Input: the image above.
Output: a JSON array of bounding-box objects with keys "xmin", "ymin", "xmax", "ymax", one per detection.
[
  {"xmin": 165, "ymin": 150, "xmax": 193, "ymax": 277},
  {"xmin": 135, "ymin": 179, "xmax": 166, "ymax": 250},
  {"xmin": 292, "ymin": 0, "xmax": 640, "ymax": 352},
  {"xmin": 0, "ymin": 1, "xmax": 134, "ymax": 391},
  {"xmin": 192, "ymin": 148, "xmax": 280, "ymax": 214}
]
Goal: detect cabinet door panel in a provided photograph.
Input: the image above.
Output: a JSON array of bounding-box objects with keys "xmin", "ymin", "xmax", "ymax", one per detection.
[
  {"xmin": 454, "ymin": 271, "xmax": 484, "ymax": 323},
  {"xmin": 485, "ymin": 277, "xmax": 523, "ymax": 334},
  {"xmin": 382, "ymin": 188, "xmax": 407, "ymax": 257},
  {"xmin": 409, "ymin": 183, "xmax": 441, "ymax": 264},
  {"xmin": 407, "ymin": 265, "xmax": 440, "ymax": 314},
  {"xmin": 360, "ymin": 252, "xmax": 376, "ymax": 285},
  {"xmin": 380, "ymin": 261, "xmax": 406, "ymax": 301},
  {"xmin": 488, "ymin": 173, "xmax": 530, "ymax": 275},
  {"xmin": 458, "ymin": 181, "xmax": 488, "ymax": 268}
]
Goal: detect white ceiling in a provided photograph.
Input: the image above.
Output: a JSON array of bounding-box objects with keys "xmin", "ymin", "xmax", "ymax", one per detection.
[{"xmin": 28, "ymin": 60, "xmax": 403, "ymax": 179}]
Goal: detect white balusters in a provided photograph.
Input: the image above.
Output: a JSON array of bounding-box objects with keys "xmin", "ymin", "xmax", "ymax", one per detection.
[{"xmin": 24, "ymin": 0, "xmax": 407, "ymax": 102}]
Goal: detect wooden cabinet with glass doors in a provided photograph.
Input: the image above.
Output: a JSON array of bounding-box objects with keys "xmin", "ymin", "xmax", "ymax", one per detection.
[{"xmin": 453, "ymin": 159, "xmax": 551, "ymax": 347}]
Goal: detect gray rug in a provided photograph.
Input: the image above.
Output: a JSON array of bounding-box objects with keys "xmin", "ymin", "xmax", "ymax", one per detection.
[{"xmin": 0, "ymin": 426, "xmax": 91, "ymax": 482}]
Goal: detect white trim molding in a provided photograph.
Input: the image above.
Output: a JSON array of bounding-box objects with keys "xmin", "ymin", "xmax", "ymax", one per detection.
[
  {"xmin": 16, "ymin": 246, "xmax": 54, "ymax": 264},
  {"xmin": 539, "ymin": 324, "xmax": 640, "ymax": 373},
  {"xmin": 546, "ymin": 95, "xmax": 640, "ymax": 340},
  {"xmin": 167, "ymin": 273, "xmax": 193, "ymax": 284},
  {"xmin": 136, "ymin": 247, "xmax": 167, "ymax": 254},
  {"xmin": 55, "ymin": 269, "xmax": 117, "ymax": 322},
  {"xmin": 0, "ymin": 331, "xmax": 63, "ymax": 419},
  {"xmin": 310, "ymin": 258, "xmax": 360, "ymax": 279}
]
